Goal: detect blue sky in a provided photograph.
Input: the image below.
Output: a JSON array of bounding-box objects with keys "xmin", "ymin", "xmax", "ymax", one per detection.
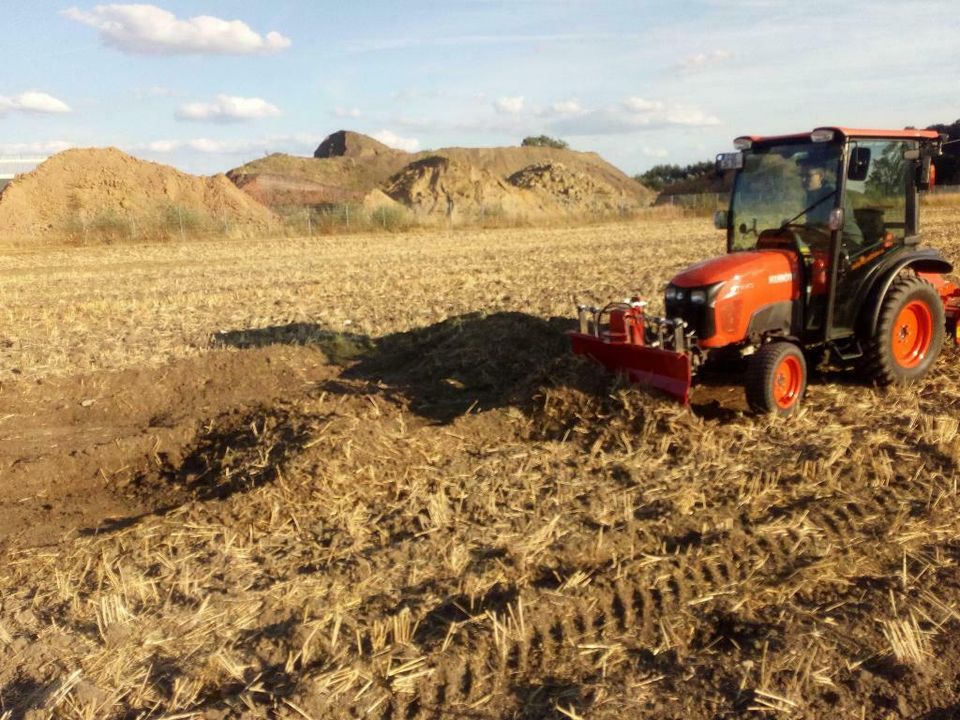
[{"xmin": 1, "ymin": 1, "xmax": 957, "ymax": 176}]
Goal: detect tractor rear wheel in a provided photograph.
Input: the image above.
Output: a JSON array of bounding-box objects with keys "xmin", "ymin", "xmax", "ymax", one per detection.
[
  {"xmin": 746, "ymin": 341, "xmax": 807, "ymax": 416},
  {"xmin": 862, "ymin": 275, "xmax": 944, "ymax": 385}
]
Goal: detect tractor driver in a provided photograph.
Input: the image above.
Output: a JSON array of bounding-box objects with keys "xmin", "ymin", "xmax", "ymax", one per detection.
[{"xmin": 798, "ymin": 156, "xmax": 864, "ymax": 250}]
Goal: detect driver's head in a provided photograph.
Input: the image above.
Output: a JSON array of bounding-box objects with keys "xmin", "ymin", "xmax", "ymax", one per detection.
[{"xmin": 798, "ymin": 157, "xmax": 825, "ymax": 191}]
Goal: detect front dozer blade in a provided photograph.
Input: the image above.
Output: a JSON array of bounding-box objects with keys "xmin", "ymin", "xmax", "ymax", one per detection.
[{"xmin": 568, "ymin": 332, "xmax": 693, "ymax": 404}]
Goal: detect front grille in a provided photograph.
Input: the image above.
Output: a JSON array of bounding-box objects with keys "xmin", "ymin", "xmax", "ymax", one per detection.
[{"xmin": 665, "ymin": 293, "xmax": 716, "ymax": 340}]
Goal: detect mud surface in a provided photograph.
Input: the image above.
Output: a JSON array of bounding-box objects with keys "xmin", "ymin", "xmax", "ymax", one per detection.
[
  {"xmin": 2, "ymin": 313, "xmax": 960, "ymax": 719},
  {"xmin": 0, "ymin": 345, "xmax": 334, "ymax": 552}
]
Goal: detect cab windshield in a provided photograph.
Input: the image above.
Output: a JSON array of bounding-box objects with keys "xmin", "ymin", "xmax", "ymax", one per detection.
[{"xmin": 730, "ymin": 141, "xmax": 842, "ymax": 251}]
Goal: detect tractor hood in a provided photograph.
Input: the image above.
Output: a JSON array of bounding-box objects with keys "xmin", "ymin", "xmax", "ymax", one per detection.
[
  {"xmin": 671, "ymin": 250, "xmax": 798, "ymax": 292},
  {"xmin": 668, "ymin": 249, "xmax": 802, "ymax": 348}
]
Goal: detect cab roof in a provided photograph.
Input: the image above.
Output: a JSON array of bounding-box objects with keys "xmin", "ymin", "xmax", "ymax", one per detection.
[{"xmin": 735, "ymin": 127, "xmax": 941, "ymax": 144}]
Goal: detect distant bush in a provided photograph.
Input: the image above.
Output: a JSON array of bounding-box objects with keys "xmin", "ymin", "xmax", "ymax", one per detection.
[
  {"xmin": 634, "ymin": 161, "xmax": 715, "ymax": 192},
  {"xmin": 274, "ymin": 203, "xmax": 414, "ymax": 236},
  {"xmin": 521, "ymin": 135, "xmax": 569, "ymax": 150}
]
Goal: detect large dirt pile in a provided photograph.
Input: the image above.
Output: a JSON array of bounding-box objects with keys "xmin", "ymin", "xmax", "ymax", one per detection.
[
  {"xmin": 228, "ymin": 130, "xmax": 653, "ymax": 218},
  {"xmin": 314, "ymin": 130, "xmax": 400, "ymax": 159},
  {"xmin": 383, "ymin": 155, "xmax": 527, "ymax": 218},
  {"xmin": 227, "ymin": 133, "xmax": 413, "ymax": 207},
  {"xmin": 384, "ymin": 156, "xmax": 642, "ymax": 220},
  {"xmin": 508, "ymin": 162, "xmax": 625, "ymax": 212},
  {"xmin": 230, "ymin": 172, "xmax": 359, "ymax": 207},
  {"xmin": 0, "ymin": 148, "xmax": 276, "ymax": 241}
]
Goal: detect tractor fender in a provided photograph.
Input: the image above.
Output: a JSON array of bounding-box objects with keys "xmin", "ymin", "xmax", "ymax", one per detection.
[
  {"xmin": 746, "ymin": 300, "xmax": 797, "ymax": 340},
  {"xmin": 857, "ymin": 248, "xmax": 953, "ymax": 336}
]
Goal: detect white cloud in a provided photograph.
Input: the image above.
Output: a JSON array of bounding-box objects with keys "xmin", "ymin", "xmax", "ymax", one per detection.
[
  {"xmin": 0, "ymin": 91, "xmax": 72, "ymax": 115},
  {"xmin": 623, "ymin": 97, "xmax": 664, "ymax": 113},
  {"xmin": 551, "ymin": 97, "xmax": 720, "ymax": 135},
  {"xmin": 545, "ymin": 99, "xmax": 583, "ymax": 116},
  {"xmin": 0, "ymin": 140, "xmax": 74, "ymax": 155},
  {"xmin": 334, "ymin": 107, "xmax": 362, "ymax": 118},
  {"xmin": 134, "ymin": 133, "xmax": 317, "ymax": 157},
  {"xmin": 144, "ymin": 140, "xmax": 180, "ymax": 153},
  {"xmin": 176, "ymin": 95, "xmax": 281, "ymax": 123},
  {"xmin": 62, "ymin": 4, "xmax": 291, "ymax": 56},
  {"xmin": 494, "ymin": 96, "xmax": 525, "ymax": 115},
  {"xmin": 675, "ymin": 50, "xmax": 733, "ymax": 72},
  {"xmin": 665, "ymin": 108, "xmax": 721, "ymax": 126},
  {"xmin": 642, "ymin": 146, "xmax": 669, "ymax": 158},
  {"xmin": 371, "ymin": 130, "xmax": 420, "ymax": 152}
]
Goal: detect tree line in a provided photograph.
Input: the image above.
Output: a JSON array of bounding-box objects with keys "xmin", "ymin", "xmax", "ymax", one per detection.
[
  {"xmin": 928, "ymin": 120, "xmax": 960, "ymax": 186},
  {"xmin": 517, "ymin": 125, "xmax": 960, "ymax": 189},
  {"xmin": 630, "ymin": 121, "xmax": 960, "ymax": 191}
]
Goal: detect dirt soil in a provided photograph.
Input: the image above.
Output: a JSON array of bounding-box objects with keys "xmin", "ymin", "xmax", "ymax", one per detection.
[
  {"xmin": 227, "ymin": 130, "xmax": 653, "ymax": 215},
  {"xmin": 0, "ymin": 345, "xmax": 335, "ymax": 552},
  {"xmin": 3, "ymin": 211, "xmax": 960, "ymax": 719},
  {"xmin": 2, "ymin": 315, "xmax": 960, "ymax": 719},
  {"xmin": 0, "ymin": 148, "xmax": 277, "ymax": 242}
]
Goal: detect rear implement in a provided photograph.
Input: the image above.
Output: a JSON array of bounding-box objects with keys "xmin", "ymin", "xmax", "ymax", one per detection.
[{"xmin": 569, "ymin": 302, "xmax": 692, "ymax": 402}]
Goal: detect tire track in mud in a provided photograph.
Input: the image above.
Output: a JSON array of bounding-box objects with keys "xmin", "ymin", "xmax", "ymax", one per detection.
[
  {"xmin": 307, "ymin": 481, "xmax": 952, "ymax": 719},
  {"xmin": 292, "ymin": 478, "xmax": 936, "ymax": 720}
]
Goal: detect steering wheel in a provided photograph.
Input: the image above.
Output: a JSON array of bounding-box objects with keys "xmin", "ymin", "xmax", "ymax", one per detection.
[{"xmin": 779, "ymin": 222, "xmax": 831, "ymax": 252}]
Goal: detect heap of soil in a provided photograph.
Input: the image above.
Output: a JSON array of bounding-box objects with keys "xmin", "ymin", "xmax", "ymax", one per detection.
[
  {"xmin": 230, "ymin": 172, "xmax": 360, "ymax": 207},
  {"xmin": 509, "ymin": 161, "xmax": 613, "ymax": 198},
  {"xmin": 227, "ymin": 130, "xmax": 654, "ymax": 216},
  {"xmin": 227, "ymin": 149, "xmax": 411, "ymax": 207},
  {"xmin": 314, "ymin": 130, "xmax": 400, "ymax": 159},
  {"xmin": 384, "ymin": 156, "xmax": 642, "ymax": 219},
  {"xmin": 383, "ymin": 156, "xmax": 525, "ymax": 218},
  {"xmin": 0, "ymin": 148, "xmax": 276, "ymax": 241}
]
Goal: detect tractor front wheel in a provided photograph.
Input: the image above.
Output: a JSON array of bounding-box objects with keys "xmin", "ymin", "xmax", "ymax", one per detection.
[
  {"xmin": 746, "ymin": 342, "xmax": 807, "ymax": 416},
  {"xmin": 862, "ymin": 275, "xmax": 944, "ymax": 385}
]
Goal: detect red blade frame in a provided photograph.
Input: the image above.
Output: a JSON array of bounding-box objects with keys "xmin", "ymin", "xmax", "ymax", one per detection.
[{"xmin": 568, "ymin": 331, "xmax": 693, "ymax": 404}]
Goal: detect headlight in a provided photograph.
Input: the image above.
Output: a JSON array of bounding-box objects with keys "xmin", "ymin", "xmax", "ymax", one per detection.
[
  {"xmin": 690, "ymin": 290, "xmax": 707, "ymax": 304},
  {"xmin": 665, "ymin": 286, "xmax": 678, "ymax": 300},
  {"xmin": 675, "ymin": 289, "xmax": 685, "ymax": 301}
]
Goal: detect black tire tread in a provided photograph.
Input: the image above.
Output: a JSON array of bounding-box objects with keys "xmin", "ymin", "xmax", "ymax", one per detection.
[
  {"xmin": 745, "ymin": 342, "xmax": 807, "ymax": 416},
  {"xmin": 861, "ymin": 274, "xmax": 945, "ymax": 386}
]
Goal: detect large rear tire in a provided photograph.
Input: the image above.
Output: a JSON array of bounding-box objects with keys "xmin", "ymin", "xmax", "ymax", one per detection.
[
  {"xmin": 746, "ymin": 342, "xmax": 807, "ymax": 416},
  {"xmin": 861, "ymin": 275, "xmax": 944, "ymax": 386}
]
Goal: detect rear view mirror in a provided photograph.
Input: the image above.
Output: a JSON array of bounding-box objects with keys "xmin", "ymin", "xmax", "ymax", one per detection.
[
  {"xmin": 848, "ymin": 146, "xmax": 871, "ymax": 181},
  {"xmin": 713, "ymin": 210, "xmax": 728, "ymax": 230},
  {"xmin": 716, "ymin": 152, "xmax": 743, "ymax": 174}
]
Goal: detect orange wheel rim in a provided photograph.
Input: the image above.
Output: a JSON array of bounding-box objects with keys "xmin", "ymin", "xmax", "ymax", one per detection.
[
  {"xmin": 772, "ymin": 355, "xmax": 803, "ymax": 409},
  {"xmin": 891, "ymin": 300, "xmax": 933, "ymax": 368}
]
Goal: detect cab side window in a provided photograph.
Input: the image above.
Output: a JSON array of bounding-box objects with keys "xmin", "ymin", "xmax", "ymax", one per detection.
[{"xmin": 846, "ymin": 140, "xmax": 911, "ymax": 249}]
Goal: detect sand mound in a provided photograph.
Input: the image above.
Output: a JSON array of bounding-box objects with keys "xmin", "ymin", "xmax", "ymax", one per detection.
[
  {"xmin": 227, "ymin": 149, "xmax": 411, "ymax": 208},
  {"xmin": 508, "ymin": 162, "xmax": 624, "ymax": 211},
  {"xmin": 229, "ymin": 131, "xmax": 654, "ymax": 218},
  {"xmin": 383, "ymin": 155, "xmax": 526, "ymax": 217},
  {"xmin": 384, "ymin": 156, "xmax": 644, "ymax": 220},
  {"xmin": 0, "ymin": 148, "xmax": 276, "ymax": 241},
  {"xmin": 231, "ymin": 172, "xmax": 360, "ymax": 207},
  {"xmin": 361, "ymin": 188, "xmax": 406, "ymax": 213},
  {"xmin": 314, "ymin": 130, "xmax": 404, "ymax": 159}
]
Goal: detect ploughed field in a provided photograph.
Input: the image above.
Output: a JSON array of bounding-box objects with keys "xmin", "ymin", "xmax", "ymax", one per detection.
[{"xmin": 2, "ymin": 209, "xmax": 960, "ymax": 719}]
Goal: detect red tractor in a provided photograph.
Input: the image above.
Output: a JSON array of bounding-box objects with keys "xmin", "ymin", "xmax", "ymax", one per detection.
[{"xmin": 570, "ymin": 127, "xmax": 960, "ymax": 414}]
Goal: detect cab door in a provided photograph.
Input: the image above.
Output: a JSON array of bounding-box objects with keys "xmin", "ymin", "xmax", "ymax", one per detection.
[{"xmin": 828, "ymin": 139, "xmax": 915, "ymax": 337}]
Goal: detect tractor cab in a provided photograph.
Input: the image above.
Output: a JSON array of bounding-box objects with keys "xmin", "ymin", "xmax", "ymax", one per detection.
[{"xmin": 715, "ymin": 127, "xmax": 947, "ymax": 353}]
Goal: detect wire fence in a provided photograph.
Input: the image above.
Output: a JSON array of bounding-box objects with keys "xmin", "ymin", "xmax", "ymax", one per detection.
[
  {"xmin": 655, "ymin": 192, "xmax": 730, "ymax": 212},
  {"xmin": 657, "ymin": 185, "xmax": 960, "ymax": 211}
]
